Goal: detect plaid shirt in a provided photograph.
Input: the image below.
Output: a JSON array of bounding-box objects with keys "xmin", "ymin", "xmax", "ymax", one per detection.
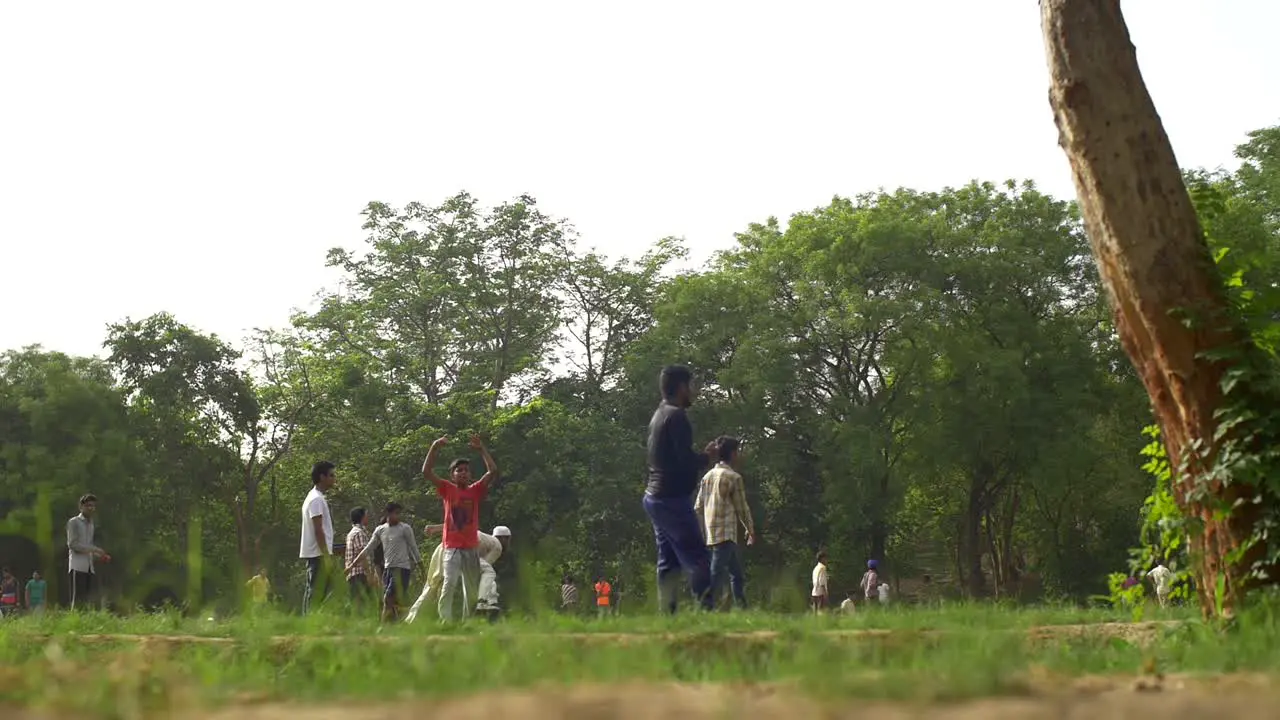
[
  {"xmin": 345, "ymin": 525, "xmax": 373, "ymax": 580},
  {"xmin": 694, "ymin": 462, "xmax": 755, "ymax": 546}
]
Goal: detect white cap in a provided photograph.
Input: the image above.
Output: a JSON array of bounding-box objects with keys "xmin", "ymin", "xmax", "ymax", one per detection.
[{"xmin": 492, "ymin": 525, "xmax": 512, "ymax": 537}]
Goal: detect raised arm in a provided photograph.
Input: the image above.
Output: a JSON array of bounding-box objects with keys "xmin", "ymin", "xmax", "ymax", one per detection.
[
  {"xmin": 423, "ymin": 436, "xmax": 450, "ymax": 488},
  {"xmin": 469, "ymin": 435, "xmax": 500, "ymax": 487}
]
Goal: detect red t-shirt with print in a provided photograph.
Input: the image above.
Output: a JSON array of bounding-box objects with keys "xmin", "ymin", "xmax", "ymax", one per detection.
[{"xmin": 435, "ymin": 479, "xmax": 487, "ymax": 549}]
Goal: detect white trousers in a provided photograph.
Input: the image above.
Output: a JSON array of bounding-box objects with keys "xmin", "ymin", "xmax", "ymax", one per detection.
[{"xmin": 405, "ymin": 544, "xmax": 497, "ymax": 623}]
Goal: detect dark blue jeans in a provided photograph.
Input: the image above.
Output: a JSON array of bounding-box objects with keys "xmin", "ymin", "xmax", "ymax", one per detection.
[
  {"xmin": 303, "ymin": 556, "xmax": 337, "ymax": 616},
  {"xmin": 710, "ymin": 541, "xmax": 747, "ymax": 610},
  {"xmin": 383, "ymin": 567, "xmax": 412, "ymax": 613},
  {"xmin": 642, "ymin": 493, "xmax": 712, "ymax": 612}
]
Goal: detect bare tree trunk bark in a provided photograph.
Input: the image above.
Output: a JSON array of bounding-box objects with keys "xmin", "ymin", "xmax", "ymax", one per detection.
[{"xmin": 1040, "ymin": 0, "xmax": 1270, "ymax": 616}]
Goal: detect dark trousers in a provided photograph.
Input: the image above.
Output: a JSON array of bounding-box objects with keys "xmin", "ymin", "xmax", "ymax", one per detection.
[
  {"xmin": 69, "ymin": 570, "xmax": 94, "ymax": 610},
  {"xmin": 349, "ymin": 574, "xmax": 371, "ymax": 609},
  {"xmin": 303, "ymin": 556, "xmax": 335, "ymax": 615},
  {"xmin": 642, "ymin": 493, "xmax": 711, "ymax": 612},
  {"xmin": 383, "ymin": 567, "xmax": 411, "ymax": 607},
  {"xmin": 710, "ymin": 541, "xmax": 747, "ymax": 610}
]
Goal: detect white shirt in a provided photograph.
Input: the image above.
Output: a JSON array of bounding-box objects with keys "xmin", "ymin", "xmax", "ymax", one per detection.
[
  {"xmin": 477, "ymin": 532, "xmax": 503, "ymax": 565},
  {"xmin": 878, "ymin": 583, "xmax": 891, "ymax": 603},
  {"xmin": 840, "ymin": 598, "xmax": 855, "ymax": 613},
  {"xmin": 1147, "ymin": 565, "xmax": 1173, "ymax": 594},
  {"xmin": 298, "ymin": 486, "xmax": 333, "ymax": 558},
  {"xmin": 811, "ymin": 562, "xmax": 829, "ymax": 597}
]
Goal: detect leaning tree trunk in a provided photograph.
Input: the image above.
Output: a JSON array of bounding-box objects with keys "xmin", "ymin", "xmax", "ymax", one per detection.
[{"xmin": 1041, "ymin": 0, "xmax": 1275, "ymax": 616}]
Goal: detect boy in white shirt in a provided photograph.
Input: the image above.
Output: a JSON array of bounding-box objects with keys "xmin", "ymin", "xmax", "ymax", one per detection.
[
  {"xmin": 299, "ymin": 462, "xmax": 337, "ymax": 616},
  {"xmin": 878, "ymin": 582, "xmax": 891, "ymax": 605},
  {"xmin": 811, "ymin": 551, "xmax": 829, "ymax": 613}
]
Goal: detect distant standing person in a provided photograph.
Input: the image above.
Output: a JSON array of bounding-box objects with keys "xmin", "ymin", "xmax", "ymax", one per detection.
[
  {"xmin": 0, "ymin": 568, "xmax": 18, "ymax": 617},
  {"xmin": 423, "ymin": 435, "xmax": 499, "ymax": 621},
  {"xmin": 594, "ymin": 576, "xmax": 612, "ymax": 617},
  {"xmin": 859, "ymin": 560, "xmax": 881, "ymax": 606},
  {"xmin": 811, "ymin": 551, "xmax": 829, "ymax": 613},
  {"xmin": 67, "ymin": 493, "xmax": 110, "ymax": 610},
  {"xmin": 245, "ymin": 568, "xmax": 271, "ymax": 606},
  {"xmin": 694, "ymin": 436, "xmax": 756, "ymax": 610},
  {"xmin": 561, "ymin": 575, "xmax": 580, "ymax": 612},
  {"xmin": 645, "ymin": 365, "xmax": 718, "ymax": 613},
  {"xmin": 347, "ymin": 502, "xmax": 422, "ymax": 622},
  {"xmin": 345, "ymin": 507, "xmax": 377, "ymax": 611},
  {"xmin": 300, "ymin": 461, "xmax": 337, "ymax": 616},
  {"xmin": 1147, "ymin": 563, "xmax": 1173, "ymax": 608},
  {"xmin": 25, "ymin": 571, "xmax": 47, "ymax": 616}
]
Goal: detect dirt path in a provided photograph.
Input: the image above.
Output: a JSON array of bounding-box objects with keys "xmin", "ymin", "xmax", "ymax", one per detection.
[
  {"xmin": 16, "ymin": 675, "xmax": 1271, "ymax": 720},
  {"xmin": 54, "ymin": 620, "xmax": 1185, "ymax": 647}
]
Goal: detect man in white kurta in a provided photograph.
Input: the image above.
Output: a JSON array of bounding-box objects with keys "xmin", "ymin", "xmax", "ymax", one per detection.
[
  {"xmin": 406, "ymin": 525, "xmax": 510, "ymax": 623},
  {"xmin": 1147, "ymin": 564, "xmax": 1173, "ymax": 608}
]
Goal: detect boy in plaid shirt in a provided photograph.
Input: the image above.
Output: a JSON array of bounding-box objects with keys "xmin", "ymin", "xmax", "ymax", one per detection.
[
  {"xmin": 694, "ymin": 436, "xmax": 755, "ymax": 609},
  {"xmin": 345, "ymin": 507, "xmax": 378, "ymax": 611}
]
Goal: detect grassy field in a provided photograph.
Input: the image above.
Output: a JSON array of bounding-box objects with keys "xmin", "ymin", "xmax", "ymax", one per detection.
[{"xmin": 0, "ymin": 602, "xmax": 1275, "ymax": 719}]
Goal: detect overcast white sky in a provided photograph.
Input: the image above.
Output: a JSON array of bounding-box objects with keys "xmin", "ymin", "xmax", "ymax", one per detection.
[{"xmin": 2, "ymin": 1, "xmax": 1277, "ymax": 358}]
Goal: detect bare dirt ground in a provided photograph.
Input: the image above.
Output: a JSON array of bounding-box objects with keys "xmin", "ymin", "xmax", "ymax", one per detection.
[
  {"xmin": 8, "ymin": 622, "xmax": 1227, "ymax": 718},
  {"xmin": 59, "ymin": 620, "xmax": 1186, "ymax": 647},
  {"xmin": 80, "ymin": 675, "xmax": 1280, "ymax": 720}
]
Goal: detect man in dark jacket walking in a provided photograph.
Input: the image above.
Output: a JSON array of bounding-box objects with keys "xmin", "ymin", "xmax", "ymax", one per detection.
[{"xmin": 644, "ymin": 365, "xmax": 718, "ymax": 613}]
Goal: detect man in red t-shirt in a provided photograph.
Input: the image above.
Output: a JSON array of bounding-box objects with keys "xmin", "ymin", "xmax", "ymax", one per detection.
[{"xmin": 423, "ymin": 434, "xmax": 499, "ymax": 621}]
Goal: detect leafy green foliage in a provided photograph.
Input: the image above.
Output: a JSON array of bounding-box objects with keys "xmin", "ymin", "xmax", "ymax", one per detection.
[
  {"xmin": 1113, "ymin": 129, "xmax": 1280, "ymax": 608},
  {"xmin": 9, "ymin": 121, "xmax": 1280, "ymax": 613},
  {"xmin": 1108, "ymin": 425, "xmax": 1191, "ymax": 609}
]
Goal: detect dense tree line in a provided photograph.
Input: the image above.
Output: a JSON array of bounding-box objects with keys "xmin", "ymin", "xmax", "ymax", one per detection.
[{"xmin": 2, "ymin": 126, "xmax": 1278, "ymax": 613}]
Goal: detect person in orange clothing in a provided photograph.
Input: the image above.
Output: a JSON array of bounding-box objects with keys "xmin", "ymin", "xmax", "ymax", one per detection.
[{"xmin": 594, "ymin": 576, "xmax": 613, "ymax": 617}]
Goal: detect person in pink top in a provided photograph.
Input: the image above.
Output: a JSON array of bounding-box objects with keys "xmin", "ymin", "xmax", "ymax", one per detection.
[{"xmin": 859, "ymin": 559, "xmax": 881, "ymax": 605}]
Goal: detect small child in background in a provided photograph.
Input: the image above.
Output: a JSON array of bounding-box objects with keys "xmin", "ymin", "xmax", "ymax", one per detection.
[
  {"xmin": 859, "ymin": 560, "xmax": 881, "ymax": 605},
  {"xmin": 840, "ymin": 591, "xmax": 856, "ymax": 614},
  {"xmin": 878, "ymin": 582, "xmax": 891, "ymax": 605},
  {"xmin": 811, "ymin": 551, "xmax": 829, "ymax": 613},
  {"xmin": 245, "ymin": 568, "xmax": 271, "ymax": 606}
]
